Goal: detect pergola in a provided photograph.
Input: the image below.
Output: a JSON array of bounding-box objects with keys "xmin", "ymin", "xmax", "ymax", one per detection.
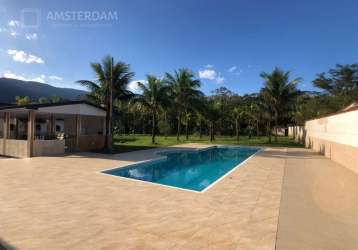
[{"xmin": 0, "ymin": 101, "xmax": 106, "ymax": 158}]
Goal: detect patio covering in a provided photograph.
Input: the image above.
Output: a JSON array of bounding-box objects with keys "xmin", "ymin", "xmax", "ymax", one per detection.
[{"xmin": 0, "ymin": 101, "xmax": 106, "ymax": 158}]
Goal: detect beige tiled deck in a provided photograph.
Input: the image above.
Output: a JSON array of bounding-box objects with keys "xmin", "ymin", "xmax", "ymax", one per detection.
[{"xmin": 0, "ymin": 144, "xmax": 358, "ymax": 249}]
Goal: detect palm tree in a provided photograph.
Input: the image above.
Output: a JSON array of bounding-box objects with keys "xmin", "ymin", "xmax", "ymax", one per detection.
[
  {"xmin": 196, "ymin": 111, "xmax": 206, "ymax": 139},
  {"xmin": 164, "ymin": 69, "xmax": 203, "ymax": 141},
  {"xmin": 232, "ymin": 106, "xmax": 245, "ymax": 142},
  {"xmin": 131, "ymin": 75, "xmax": 170, "ymax": 144},
  {"xmin": 256, "ymin": 94, "xmax": 273, "ymax": 143},
  {"xmin": 77, "ymin": 56, "xmax": 134, "ymax": 152},
  {"xmin": 247, "ymin": 102, "xmax": 260, "ymax": 139},
  {"xmin": 260, "ymin": 67, "xmax": 301, "ymax": 142},
  {"xmin": 205, "ymin": 99, "xmax": 220, "ymax": 142}
]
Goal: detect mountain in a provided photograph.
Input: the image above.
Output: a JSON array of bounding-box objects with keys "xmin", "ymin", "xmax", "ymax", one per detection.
[{"xmin": 0, "ymin": 77, "xmax": 87, "ymax": 104}]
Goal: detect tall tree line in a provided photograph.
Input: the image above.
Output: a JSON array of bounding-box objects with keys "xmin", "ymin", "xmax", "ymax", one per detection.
[{"xmin": 78, "ymin": 56, "xmax": 357, "ymax": 148}]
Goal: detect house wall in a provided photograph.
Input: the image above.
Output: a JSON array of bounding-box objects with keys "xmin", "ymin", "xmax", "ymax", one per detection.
[
  {"xmin": 63, "ymin": 115, "xmax": 105, "ymax": 152},
  {"xmin": 1, "ymin": 139, "xmax": 28, "ymax": 158},
  {"xmin": 81, "ymin": 116, "xmax": 104, "ymax": 135},
  {"xmin": 78, "ymin": 135, "xmax": 105, "ymax": 152},
  {"xmin": 290, "ymin": 110, "xmax": 358, "ymax": 173},
  {"xmin": 33, "ymin": 140, "xmax": 65, "ymax": 157},
  {"xmin": 0, "ymin": 106, "xmax": 106, "ymax": 157},
  {"xmin": 0, "ymin": 139, "xmax": 3, "ymax": 154},
  {"xmin": 0, "ymin": 138, "xmax": 66, "ymax": 158}
]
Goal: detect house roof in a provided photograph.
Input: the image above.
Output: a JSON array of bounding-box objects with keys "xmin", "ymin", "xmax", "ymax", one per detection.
[{"xmin": 0, "ymin": 100, "xmax": 106, "ymax": 111}]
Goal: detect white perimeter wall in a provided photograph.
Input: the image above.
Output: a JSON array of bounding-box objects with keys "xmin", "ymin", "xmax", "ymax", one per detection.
[{"xmin": 305, "ymin": 110, "xmax": 358, "ymax": 148}]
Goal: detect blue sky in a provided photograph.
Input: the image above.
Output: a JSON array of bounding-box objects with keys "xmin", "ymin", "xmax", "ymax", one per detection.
[{"xmin": 0, "ymin": 0, "xmax": 357, "ymax": 95}]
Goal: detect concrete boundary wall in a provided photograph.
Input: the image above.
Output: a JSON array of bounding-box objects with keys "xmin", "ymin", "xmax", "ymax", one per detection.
[
  {"xmin": 289, "ymin": 110, "xmax": 358, "ymax": 173},
  {"xmin": 305, "ymin": 110, "xmax": 358, "ymax": 148}
]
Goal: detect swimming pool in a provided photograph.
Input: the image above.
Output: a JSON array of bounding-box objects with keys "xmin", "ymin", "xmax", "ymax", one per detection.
[{"xmin": 102, "ymin": 146, "xmax": 260, "ymax": 192}]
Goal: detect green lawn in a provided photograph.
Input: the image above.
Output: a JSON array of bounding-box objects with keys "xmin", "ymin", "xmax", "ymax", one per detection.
[{"xmin": 113, "ymin": 134, "xmax": 302, "ymax": 153}]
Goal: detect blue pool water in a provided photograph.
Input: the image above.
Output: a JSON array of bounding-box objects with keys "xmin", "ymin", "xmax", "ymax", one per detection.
[{"xmin": 103, "ymin": 146, "xmax": 259, "ymax": 192}]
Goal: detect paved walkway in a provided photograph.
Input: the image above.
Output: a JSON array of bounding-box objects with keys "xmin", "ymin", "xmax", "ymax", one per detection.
[
  {"xmin": 276, "ymin": 148, "xmax": 358, "ymax": 250},
  {"xmin": 0, "ymin": 144, "xmax": 357, "ymax": 249}
]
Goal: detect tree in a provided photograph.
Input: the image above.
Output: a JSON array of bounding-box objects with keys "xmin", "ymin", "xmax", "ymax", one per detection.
[
  {"xmin": 247, "ymin": 102, "xmax": 260, "ymax": 138},
  {"xmin": 131, "ymin": 75, "xmax": 170, "ymax": 144},
  {"xmin": 313, "ymin": 64, "xmax": 358, "ymax": 108},
  {"xmin": 260, "ymin": 68, "xmax": 301, "ymax": 142},
  {"xmin": 15, "ymin": 96, "xmax": 31, "ymax": 105},
  {"xmin": 205, "ymin": 98, "xmax": 220, "ymax": 141},
  {"xmin": 232, "ymin": 106, "xmax": 245, "ymax": 142},
  {"xmin": 211, "ymin": 87, "xmax": 235, "ymax": 135},
  {"xmin": 256, "ymin": 93, "xmax": 272, "ymax": 143},
  {"xmin": 77, "ymin": 56, "xmax": 134, "ymax": 152},
  {"xmin": 38, "ymin": 97, "xmax": 50, "ymax": 104},
  {"xmin": 195, "ymin": 111, "xmax": 206, "ymax": 139},
  {"xmin": 51, "ymin": 95, "xmax": 62, "ymax": 103},
  {"xmin": 164, "ymin": 69, "xmax": 203, "ymax": 141}
]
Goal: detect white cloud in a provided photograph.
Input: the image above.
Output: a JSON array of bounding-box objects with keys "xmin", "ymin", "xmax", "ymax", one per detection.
[
  {"xmin": 205, "ymin": 64, "xmax": 214, "ymax": 68},
  {"xmin": 216, "ymin": 74, "xmax": 225, "ymax": 84},
  {"xmin": 31, "ymin": 74, "xmax": 46, "ymax": 83},
  {"xmin": 25, "ymin": 33, "xmax": 38, "ymax": 40},
  {"xmin": 3, "ymin": 71, "xmax": 27, "ymax": 81},
  {"xmin": 2, "ymin": 71, "xmax": 45, "ymax": 83},
  {"xmin": 228, "ymin": 66, "xmax": 237, "ymax": 72},
  {"xmin": 198, "ymin": 66, "xmax": 225, "ymax": 84},
  {"xmin": 9, "ymin": 30, "xmax": 18, "ymax": 37},
  {"xmin": 2, "ymin": 20, "xmax": 40, "ymax": 40},
  {"xmin": 49, "ymin": 75, "xmax": 63, "ymax": 81},
  {"xmin": 7, "ymin": 49, "xmax": 44, "ymax": 64},
  {"xmin": 199, "ymin": 68, "xmax": 217, "ymax": 80},
  {"xmin": 228, "ymin": 65, "xmax": 244, "ymax": 76},
  {"xmin": 128, "ymin": 80, "xmax": 146, "ymax": 94},
  {"xmin": 8, "ymin": 20, "xmax": 20, "ymax": 27}
]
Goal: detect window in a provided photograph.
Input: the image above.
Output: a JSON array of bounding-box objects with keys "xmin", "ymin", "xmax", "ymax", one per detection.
[{"xmin": 36, "ymin": 124, "xmax": 41, "ymax": 131}]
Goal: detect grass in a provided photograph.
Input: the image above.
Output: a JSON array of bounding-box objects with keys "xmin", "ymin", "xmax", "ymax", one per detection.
[{"xmin": 113, "ymin": 134, "xmax": 303, "ymax": 153}]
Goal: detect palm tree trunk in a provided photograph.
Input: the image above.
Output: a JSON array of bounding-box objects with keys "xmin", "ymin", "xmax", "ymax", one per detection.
[
  {"xmin": 248, "ymin": 120, "xmax": 252, "ymax": 139},
  {"xmin": 199, "ymin": 121, "xmax": 202, "ymax": 139},
  {"xmin": 164, "ymin": 112, "xmax": 168, "ymax": 139},
  {"xmin": 267, "ymin": 120, "xmax": 272, "ymax": 143},
  {"xmin": 104, "ymin": 58, "xmax": 114, "ymax": 153},
  {"xmin": 235, "ymin": 118, "xmax": 239, "ymax": 142},
  {"xmin": 210, "ymin": 123, "xmax": 213, "ymax": 142},
  {"xmin": 105, "ymin": 92, "xmax": 113, "ymax": 152},
  {"xmin": 256, "ymin": 120, "xmax": 259, "ymax": 137},
  {"xmin": 185, "ymin": 114, "xmax": 189, "ymax": 140},
  {"xmin": 151, "ymin": 112, "xmax": 156, "ymax": 144},
  {"xmin": 274, "ymin": 117, "xmax": 278, "ymax": 143},
  {"xmin": 177, "ymin": 112, "xmax": 181, "ymax": 141},
  {"xmin": 219, "ymin": 119, "xmax": 222, "ymax": 136}
]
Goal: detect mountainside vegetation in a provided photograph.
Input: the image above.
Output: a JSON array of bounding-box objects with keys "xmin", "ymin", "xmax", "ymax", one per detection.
[{"xmin": 0, "ymin": 77, "xmax": 86, "ymax": 104}]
